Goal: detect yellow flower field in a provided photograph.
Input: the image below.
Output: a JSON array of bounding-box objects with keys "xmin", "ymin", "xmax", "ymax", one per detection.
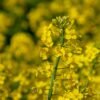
[{"xmin": 0, "ymin": 0, "xmax": 100, "ymax": 100}]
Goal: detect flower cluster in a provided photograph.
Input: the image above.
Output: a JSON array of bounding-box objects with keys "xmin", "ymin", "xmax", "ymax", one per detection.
[{"xmin": 40, "ymin": 16, "xmax": 100, "ymax": 100}]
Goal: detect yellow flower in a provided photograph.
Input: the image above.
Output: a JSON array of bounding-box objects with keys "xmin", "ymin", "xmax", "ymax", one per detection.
[
  {"xmin": 69, "ymin": 7, "xmax": 79, "ymax": 19},
  {"xmin": 66, "ymin": 89, "xmax": 83, "ymax": 100},
  {"xmin": 14, "ymin": 74, "xmax": 29, "ymax": 85},
  {"xmin": 11, "ymin": 32, "xmax": 34, "ymax": 45},
  {"xmin": 10, "ymin": 32, "xmax": 34, "ymax": 61},
  {"xmin": 41, "ymin": 26, "xmax": 53, "ymax": 47},
  {"xmin": 0, "ymin": 13, "xmax": 12, "ymax": 33},
  {"xmin": 50, "ymin": 1, "xmax": 64, "ymax": 13},
  {"xmin": 72, "ymin": 89, "xmax": 83, "ymax": 99},
  {"xmin": 28, "ymin": 94, "xmax": 38, "ymax": 100},
  {"xmin": 73, "ymin": 54, "xmax": 84, "ymax": 67},
  {"xmin": 40, "ymin": 47, "xmax": 49, "ymax": 60},
  {"xmin": 54, "ymin": 46, "xmax": 65, "ymax": 57},
  {"xmin": 0, "ymin": 75, "xmax": 5, "ymax": 85},
  {"xmin": 89, "ymin": 76, "xmax": 100, "ymax": 83},
  {"xmin": 84, "ymin": 43, "xmax": 100, "ymax": 64},
  {"xmin": 58, "ymin": 96, "xmax": 64, "ymax": 100},
  {"xmin": 11, "ymin": 91, "xmax": 21, "ymax": 100},
  {"xmin": 28, "ymin": 4, "xmax": 49, "ymax": 30},
  {"xmin": 35, "ymin": 81, "xmax": 46, "ymax": 88},
  {"xmin": 65, "ymin": 28, "xmax": 77, "ymax": 40}
]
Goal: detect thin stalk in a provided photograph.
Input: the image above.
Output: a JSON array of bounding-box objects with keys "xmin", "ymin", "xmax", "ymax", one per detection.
[{"xmin": 48, "ymin": 29, "xmax": 64, "ymax": 100}]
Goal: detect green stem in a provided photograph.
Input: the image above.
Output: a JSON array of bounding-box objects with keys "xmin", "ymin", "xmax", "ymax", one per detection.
[{"xmin": 48, "ymin": 29, "xmax": 64, "ymax": 100}]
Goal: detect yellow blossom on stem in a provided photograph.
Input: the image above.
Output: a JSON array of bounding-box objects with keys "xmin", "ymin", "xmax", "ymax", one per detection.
[
  {"xmin": 41, "ymin": 26, "xmax": 53, "ymax": 47},
  {"xmin": 65, "ymin": 28, "xmax": 77, "ymax": 40},
  {"xmin": 40, "ymin": 47, "xmax": 49, "ymax": 60}
]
